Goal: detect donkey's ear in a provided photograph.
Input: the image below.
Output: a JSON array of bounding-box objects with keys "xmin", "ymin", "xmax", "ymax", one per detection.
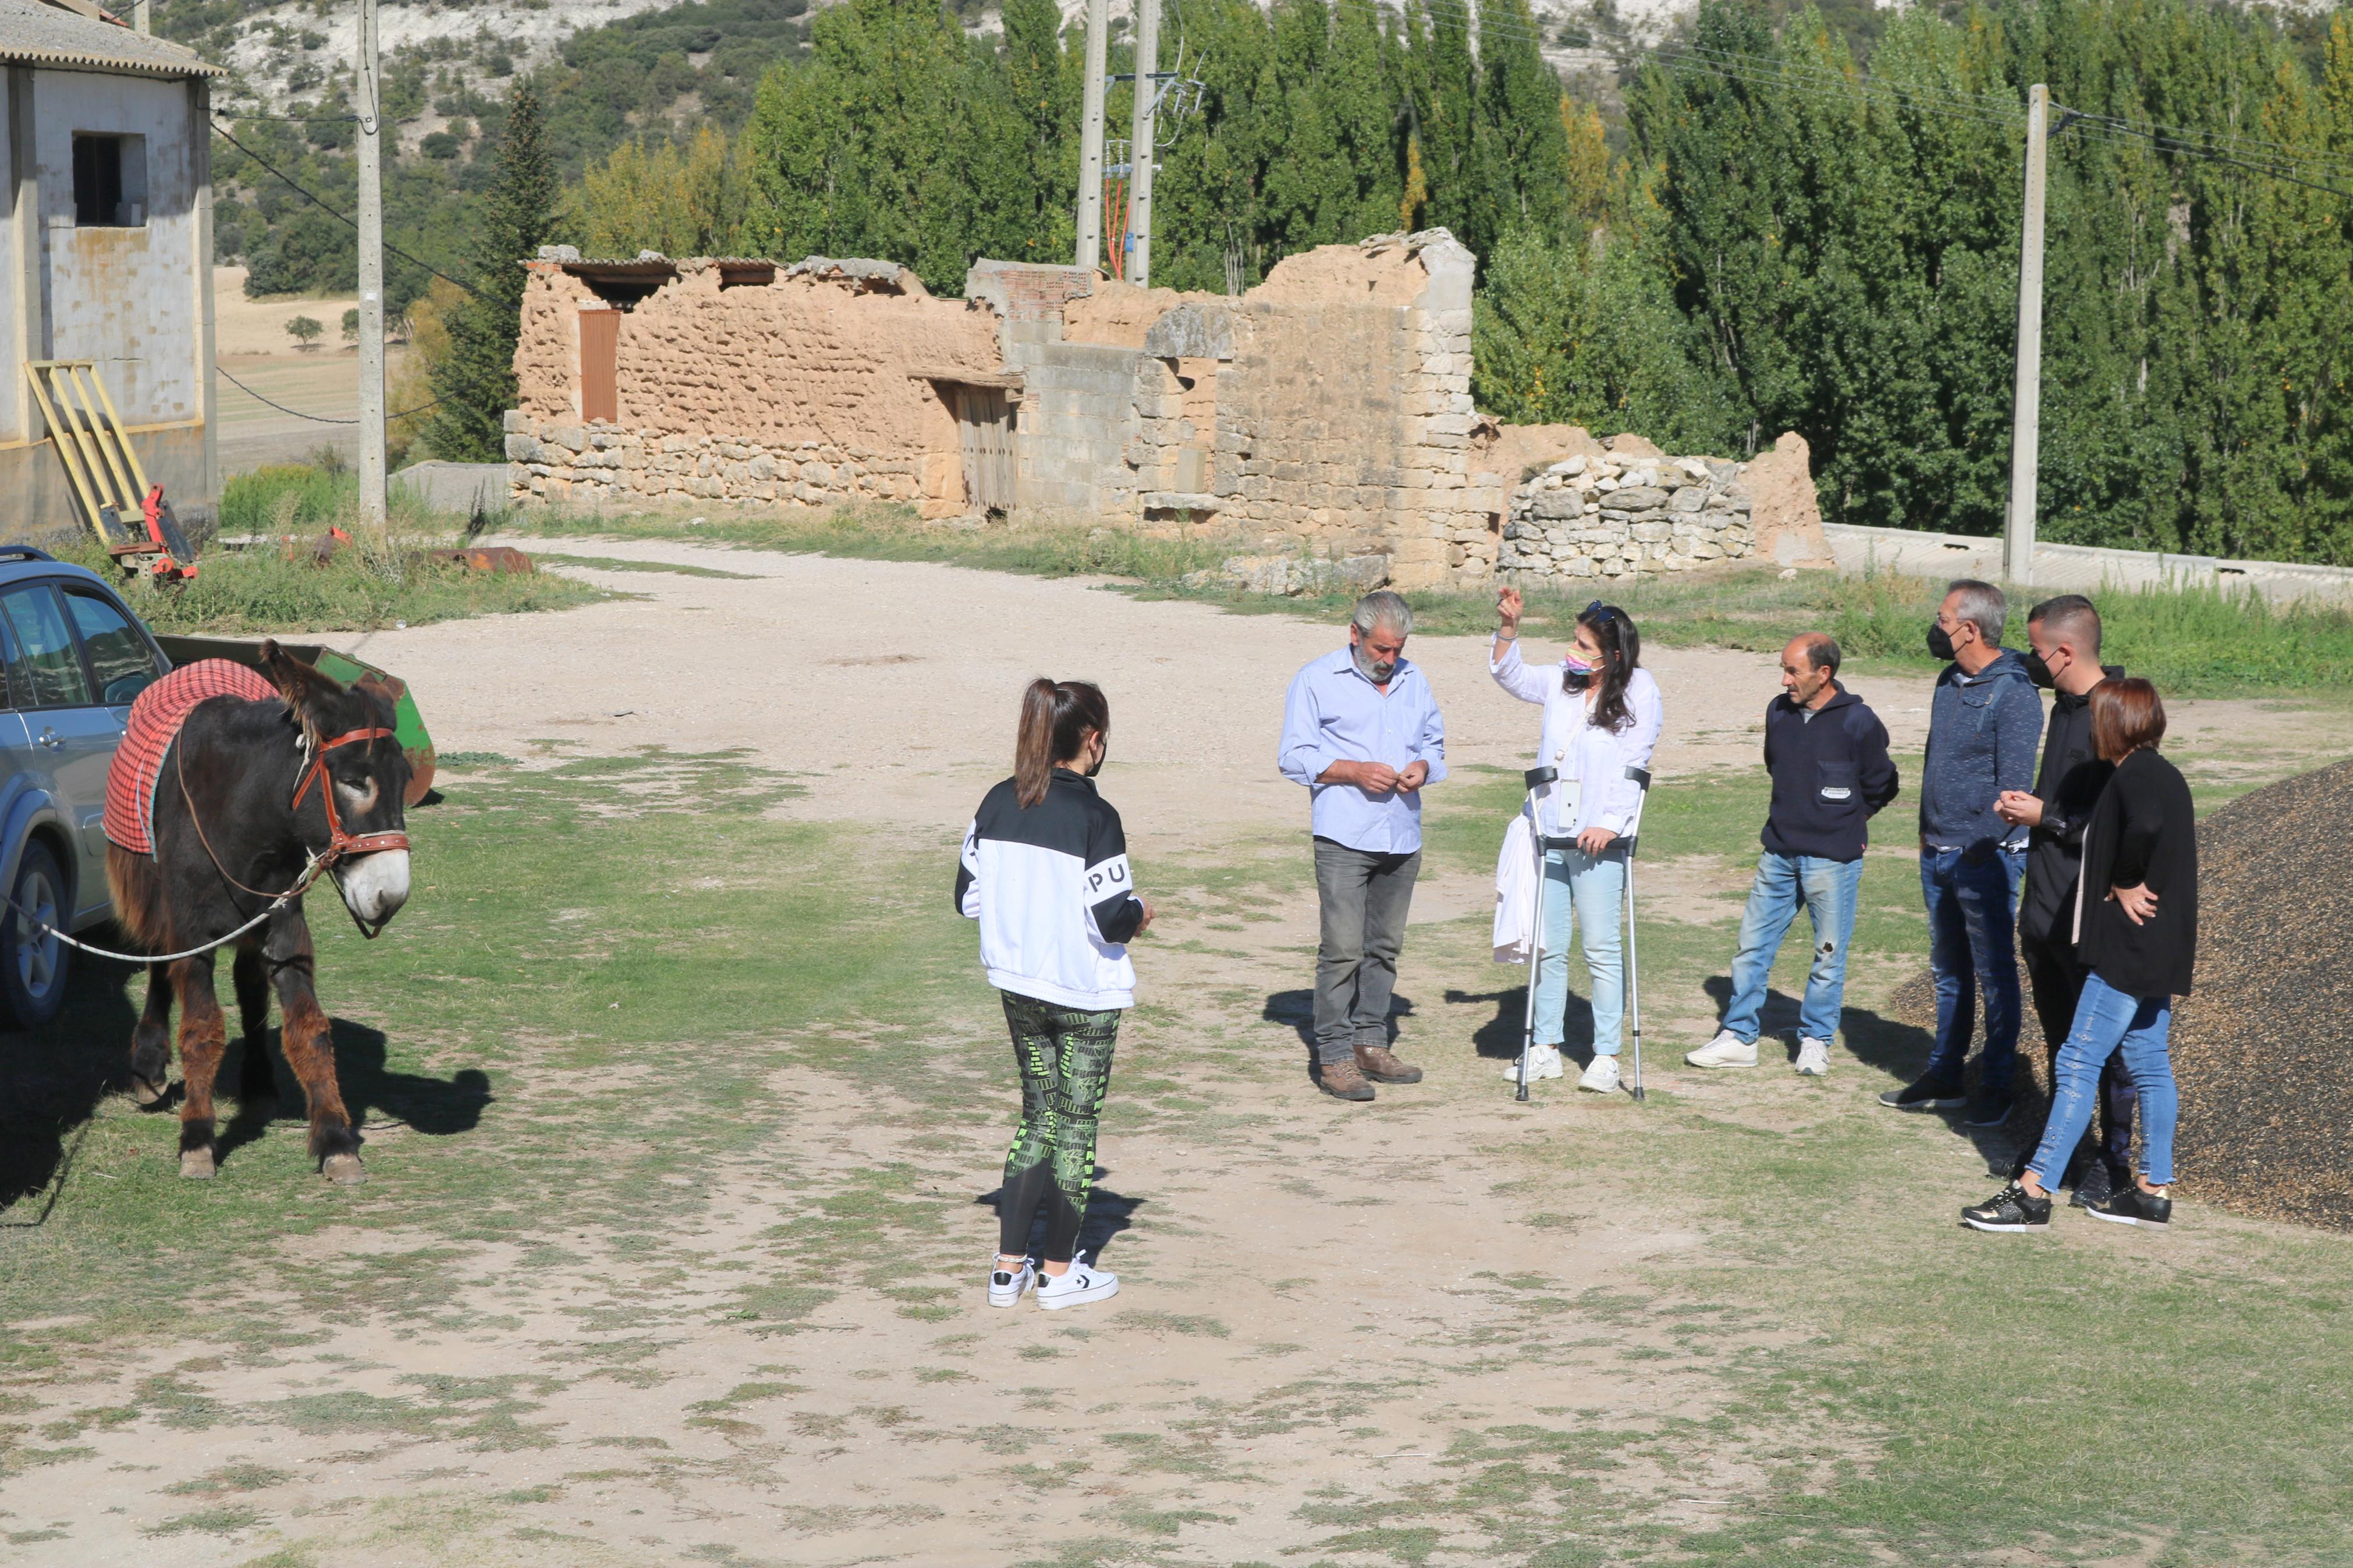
[{"xmin": 258, "ymin": 639, "xmax": 347, "ymax": 712}]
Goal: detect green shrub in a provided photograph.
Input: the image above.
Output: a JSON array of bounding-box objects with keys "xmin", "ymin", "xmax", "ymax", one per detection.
[{"xmin": 219, "ymin": 464, "xmax": 354, "ymax": 535}]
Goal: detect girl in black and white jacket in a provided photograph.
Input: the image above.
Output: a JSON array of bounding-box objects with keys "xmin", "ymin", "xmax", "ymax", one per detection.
[{"xmin": 954, "ymin": 679, "xmax": 1153, "ymax": 1311}]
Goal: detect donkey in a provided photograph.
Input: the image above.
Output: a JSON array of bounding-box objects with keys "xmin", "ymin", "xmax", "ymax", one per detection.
[{"xmin": 109, "ymin": 641, "xmax": 414, "ymax": 1183}]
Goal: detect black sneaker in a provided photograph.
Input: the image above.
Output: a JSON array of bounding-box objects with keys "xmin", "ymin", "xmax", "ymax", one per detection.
[
  {"xmin": 1878, "ymin": 1076, "xmax": 1965, "ymax": 1111},
  {"xmin": 2086, "ymin": 1185, "xmax": 2172, "ymax": 1228},
  {"xmin": 1961, "ymin": 1182, "xmax": 2053, "ymax": 1232},
  {"xmin": 1962, "ymin": 1094, "xmax": 2013, "ymax": 1128},
  {"xmin": 2068, "ymin": 1163, "xmax": 2117, "ymax": 1211}
]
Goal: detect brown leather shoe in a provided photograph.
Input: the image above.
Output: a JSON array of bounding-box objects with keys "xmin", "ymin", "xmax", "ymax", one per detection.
[
  {"xmin": 1316, "ymin": 1057, "xmax": 1376, "ymax": 1101},
  {"xmin": 1355, "ymin": 1044, "xmax": 1423, "ymax": 1084}
]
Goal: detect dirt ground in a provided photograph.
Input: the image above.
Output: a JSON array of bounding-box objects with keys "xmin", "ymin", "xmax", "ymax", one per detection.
[{"xmin": 9, "ymin": 542, "xmax": 2347, "ymax": 1565}]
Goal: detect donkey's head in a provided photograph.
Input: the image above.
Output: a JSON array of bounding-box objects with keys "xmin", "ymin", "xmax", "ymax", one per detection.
[{"xmin": 262, "ymin": 639, "xmax": 415, "ymax": 929}]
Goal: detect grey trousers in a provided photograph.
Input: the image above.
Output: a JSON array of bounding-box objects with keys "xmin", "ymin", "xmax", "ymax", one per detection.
[{"xmin": 1312, "ymin": 837, "xmax": 1422, "ymax": 1065}]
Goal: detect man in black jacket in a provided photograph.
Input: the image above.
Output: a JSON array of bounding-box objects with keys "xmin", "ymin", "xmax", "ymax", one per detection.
[
  {"xmin": 1688, "ymin": 634, "xmax": 1899, "ymax": 1074},
  {"xmin": 1993, "ymin": 595, "xmax": 2134, "ymax": 1206}
]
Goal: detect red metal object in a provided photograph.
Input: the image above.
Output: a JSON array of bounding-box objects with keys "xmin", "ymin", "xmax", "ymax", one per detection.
[
  {"xmin": 137, "ymin": 483, "xmax": 198, "ymax": 582},
  {"xmin": 447, "ymin": 546, "xmax": 534, "ymax": 574}
]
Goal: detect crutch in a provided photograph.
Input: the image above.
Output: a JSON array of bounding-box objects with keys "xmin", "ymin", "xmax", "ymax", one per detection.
[
  {"xmin": 1622, "ymin": 765, "xmax": 1653, "ymax": 1101},
  {"xmin": 1514, "ymin": 766, "xmax": 1557, "ymax": 1104}
]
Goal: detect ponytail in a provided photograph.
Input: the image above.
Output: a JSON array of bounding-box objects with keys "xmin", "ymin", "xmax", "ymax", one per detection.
[{"xmin": 1013, "ymin": 678, "xmax": 1112, "ymax": 807}]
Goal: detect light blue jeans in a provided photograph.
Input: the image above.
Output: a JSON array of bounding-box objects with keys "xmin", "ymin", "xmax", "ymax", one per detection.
[
  {"xmin": 1532, "ymin": 845, "xmax": 1625, "ymax": 1055},
  {"xmin": 2026, "ymin": 972, "xmax": 2177, "ymax": 1188},
  {"xmin": 1720, "ymin": 852, "xmax": 1865, "ymax": 1048}
]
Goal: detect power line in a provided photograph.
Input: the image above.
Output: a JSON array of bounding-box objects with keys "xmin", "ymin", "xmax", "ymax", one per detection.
[
  {"xmin": 209, "ymin": 120, "xmax": 479, "ymax": 298},
  {"xmin": 215, "ymin": 362, "xmax": 447, "ymax": 424}
]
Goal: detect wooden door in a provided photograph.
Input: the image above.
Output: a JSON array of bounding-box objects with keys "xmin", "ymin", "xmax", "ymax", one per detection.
[
  {"xmin": 952, "ymin": 385, "xmax": 1015, "ymax": 513},
  {"xmin": 579, "ymin": 309, "xmax": 620, "ymax": 424}
]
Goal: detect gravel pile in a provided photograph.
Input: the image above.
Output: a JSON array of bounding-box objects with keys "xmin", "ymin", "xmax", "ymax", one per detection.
[{"xmin": 1893, "ymin": 758, "xmax": 2353, "ymax": 1231}]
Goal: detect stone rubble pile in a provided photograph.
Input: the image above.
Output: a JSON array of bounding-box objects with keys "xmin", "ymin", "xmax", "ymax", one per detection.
[
  {"xmin": 1180, "ymin": 552, "xmax": 1393, "ymax": 598},
  {"xmin": 1499, "ymin": 453, "xmax": 1755, "ymax": 578}
]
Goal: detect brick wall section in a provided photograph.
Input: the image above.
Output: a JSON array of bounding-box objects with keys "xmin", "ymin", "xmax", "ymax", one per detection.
[
  {"xmin": 1206, "ymin": 232, "xmax": 1503, "ymax": 591},
  {"xmin": 967, "ymin": 260, "xmax": 1145, "ymax": 521},
  {"xmin": 506, "ymin": 258, "xmax": 998, "ymax": 509}
]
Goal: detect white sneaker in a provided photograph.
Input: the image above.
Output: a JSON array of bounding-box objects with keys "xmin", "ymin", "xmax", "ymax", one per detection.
[
  {"xmin": 1577, "ymin": 1055, "xmax": 1621, "ymax": 1094},
  {"xmin": 989, "ymin": 1256, "xmax": 1035, "ymax": 1307},
  {"xmin": 1794, "ymin": 1036, "xmax": 1832, "ymax": 1076},
  {"xmin": 1036, "ymin": 1252, "xmax": 1120, "ymax": 1311},
  {"xmin": 1685, "ymin": 1029, "xmax": 1758, "ymax": 1069},
  {"xmin": 1503, "ymin": 1044, "xmax": 1564, "ymax": 1082}
]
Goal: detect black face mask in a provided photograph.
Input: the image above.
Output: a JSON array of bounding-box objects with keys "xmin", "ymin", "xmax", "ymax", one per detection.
[
  {"xmin": 1926, "ymin": 623, "xmax": 1957, "ymax": 662},
  {"xmin": 1085, "ymin": 741, "xmax": 1107, "ymax": 778},
  {"xmin": 2022, "ymin": 649, "xmax": 2056, "ymax": 689}
]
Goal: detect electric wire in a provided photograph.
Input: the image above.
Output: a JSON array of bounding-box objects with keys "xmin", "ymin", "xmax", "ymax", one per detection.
[
  {"xmin": 214, "ymin": 364, "xmax": 446, "ymax": 425},
  {"xmin": 209, "ymin": 120, "xmax": 478, "ymax": 298}
]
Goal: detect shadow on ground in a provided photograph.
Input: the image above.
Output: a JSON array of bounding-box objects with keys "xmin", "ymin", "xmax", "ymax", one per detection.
[
  {"xmin": 975, "ymin": 1177, "xmax": 1146, "ymax": 1264},
  {"xmin": 1, "ymin": 942, "xmax": 494, "ymax": 1206}
]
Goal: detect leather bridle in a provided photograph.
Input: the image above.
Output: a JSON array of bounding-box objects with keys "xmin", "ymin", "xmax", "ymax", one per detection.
[
  {"xmin": 175, "ymin": 723, "xmax": 411, "ymax": 933},
  {"xmin": 291, "ymin": 726, "xmax": 413, "ymax": 861}
]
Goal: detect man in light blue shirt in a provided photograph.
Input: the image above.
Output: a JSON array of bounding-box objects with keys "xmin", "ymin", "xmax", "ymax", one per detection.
[{"xmin": 1278, "ymin": 590, "xmax": 1449, "ymax": 1102}]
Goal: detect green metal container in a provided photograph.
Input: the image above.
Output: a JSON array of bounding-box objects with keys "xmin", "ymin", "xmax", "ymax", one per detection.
[{"xmin": 152, "ymin": 635, "xmax": 437, "ymax": 804}]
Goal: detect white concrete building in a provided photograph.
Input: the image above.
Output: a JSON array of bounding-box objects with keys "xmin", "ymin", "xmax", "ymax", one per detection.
[{"xmin": 0, "ymin": 0, "xmax": 219, "ymax": 534}]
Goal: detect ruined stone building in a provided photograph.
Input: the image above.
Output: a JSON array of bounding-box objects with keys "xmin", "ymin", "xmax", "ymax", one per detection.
[{"xmin": 507, "ymin": 230, "xmax": 1829, "ymax": 591}]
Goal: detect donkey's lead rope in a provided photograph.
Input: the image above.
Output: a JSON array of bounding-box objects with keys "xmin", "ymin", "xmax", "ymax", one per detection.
[{"xmin": 0, "ymin": 850, "xmax": 330, "ymax": 965}]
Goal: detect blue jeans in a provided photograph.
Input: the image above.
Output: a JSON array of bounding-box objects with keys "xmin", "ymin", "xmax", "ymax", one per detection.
[
  {"xmin": 2025, "ymin": 973, "xmax": 2177, "ymax": 1187},
  {"xmin": 1920, "ymin": 845, "xmax": 2027, "ymax": 1096},
  {"xmin": 1720, "ymin": 852, "xmax": 1864, "ymax": 1047},
  {"xmin": 1532, "ymin": 845, "xmax": 1624, "ymax": 1055}
]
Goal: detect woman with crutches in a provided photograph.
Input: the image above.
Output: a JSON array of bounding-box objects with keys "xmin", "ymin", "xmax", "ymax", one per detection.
[{"xmin": 1493, "ymin": 591, "xmax": 1663, "ymax": 1093}]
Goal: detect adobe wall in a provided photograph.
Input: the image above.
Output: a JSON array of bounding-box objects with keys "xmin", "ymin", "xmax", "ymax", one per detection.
[
  {"xmin": 1208, "ymin": 232, "xmax": 1505, "ymax": 591},
  {"xmin": 507, "ymin": 256, "xmax": 998, "ymax": 510}
]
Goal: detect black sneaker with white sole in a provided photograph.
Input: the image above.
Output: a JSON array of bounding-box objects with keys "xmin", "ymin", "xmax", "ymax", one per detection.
[
  {"xmin": 1878, "ymin": 1076, "xmax": 1965, "ymax": 1112},
  {"xmin": 2086, "ymin": 1185, "xmax": 2173, "ymax": 1228},
  {"xmin": 1961, "ymin": 1181, "xmax": 2053, "ymax": 1232},
  {"xmin": 1962, "ymin": 1094, "xmax": 2013, "ymax": 1128},
  {"xmin": 2068, "ymin": 1163, "xmax": 2117, "ymax": 1211}
]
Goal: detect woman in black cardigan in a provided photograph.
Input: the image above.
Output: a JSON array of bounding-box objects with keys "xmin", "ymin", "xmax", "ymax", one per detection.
[{"xmin": 1965, "ymin": 677, "xmax": 2195, "ymax": 1232}]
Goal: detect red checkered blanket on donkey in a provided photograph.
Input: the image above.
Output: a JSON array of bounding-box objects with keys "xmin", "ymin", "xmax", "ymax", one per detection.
[{"xmin": 103, "ymin": 660, "xmax": 281, "ymax": 856}]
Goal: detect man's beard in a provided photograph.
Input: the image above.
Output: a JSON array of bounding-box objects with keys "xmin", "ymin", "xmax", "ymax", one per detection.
[{"xmin": 1354, "ymin": 645, "xmax": 1396, "ymax": 682}]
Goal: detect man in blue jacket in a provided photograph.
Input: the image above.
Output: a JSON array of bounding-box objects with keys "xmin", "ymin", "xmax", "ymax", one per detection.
[
  {"xmin": 1880, "ymin": 579, "xmax": 2045, "ymax": 1125},
  {"xmin": 1688, "ymin": 633, "xmax": 1898, "ymax": 1075}
]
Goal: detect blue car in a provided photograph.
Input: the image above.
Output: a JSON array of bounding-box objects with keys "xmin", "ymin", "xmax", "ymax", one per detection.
[{"xmin": 0, "ymin": 545, "xmax": 171, "ymax": 1026}]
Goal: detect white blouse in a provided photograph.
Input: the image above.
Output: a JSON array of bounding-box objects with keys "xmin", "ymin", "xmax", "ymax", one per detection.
[{"xmin": 1490, "ymin": 638, "xmax": 1664, "ymax": 841}]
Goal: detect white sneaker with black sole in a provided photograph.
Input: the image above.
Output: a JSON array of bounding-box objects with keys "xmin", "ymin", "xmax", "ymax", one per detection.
[
  {"xmin": 1685, "ymin": 1030, "xmax": 1757, "ymax": 1069},
  {"xmin": 1504, "ymin": 1044, "xmax": 1564, "ymax": 1082},
  {"xmin": 1577, "ymin": 1055, "xmax": 1621, "ymax": 1094},
  {"xmin": 1794, "ymin": 1036, "xmax": 1831, "ymax": 1076},
  {"xmin": 1036, "ymin": 1251, "xmax": 1119, "ymax": 1310},
  {"xmin": 989, "ymin": 1256, "xmax": 1036, "ymax": 1308}
]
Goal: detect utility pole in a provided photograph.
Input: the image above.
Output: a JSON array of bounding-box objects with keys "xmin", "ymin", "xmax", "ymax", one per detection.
[
  {"xmin": 1125, "ymin": 0, "xmax": 1160, "ymax": 286},
  {"xmin": 2004, "ymin": 82, "xmax": 2048, "ymax": 586},
  {"xmin": 1074, "ymin": 0, "xmax": 1109, "ymax": 273},
  {"xmin": 355, "ymin": 0, "xmax": 388, "ymax": 528}
]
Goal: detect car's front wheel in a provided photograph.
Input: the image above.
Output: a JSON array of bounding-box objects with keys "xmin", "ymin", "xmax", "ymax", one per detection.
[{"xmin": 0, "ymin": 840, "xmax": 72, "ymax": 1028}]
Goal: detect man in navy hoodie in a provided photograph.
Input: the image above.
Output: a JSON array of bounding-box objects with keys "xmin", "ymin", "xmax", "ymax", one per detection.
[
  {"xmin": 1880, "ymin": 579, "xmax": 2045, "ymax": 1125},
  {"xmin": 1688, "ymin": 633, "xmax": 1898, "ymax": 1075}
]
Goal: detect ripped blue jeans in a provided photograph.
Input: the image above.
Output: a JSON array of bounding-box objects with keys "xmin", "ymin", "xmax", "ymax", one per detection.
[{"xmin": 1719, "ymin": 852, "xmax": 1865, "ymax": 1048}]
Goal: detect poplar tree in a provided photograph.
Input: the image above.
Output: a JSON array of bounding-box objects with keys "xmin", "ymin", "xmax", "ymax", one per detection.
[{"xmin": 424, "ymin": 80, "xmax": 555, "ymax": 462}]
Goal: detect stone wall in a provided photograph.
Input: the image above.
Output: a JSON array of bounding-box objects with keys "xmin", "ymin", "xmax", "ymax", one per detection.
[
  {"xmin": 1207, "ymin": 232, "xmax": 1505, "ymax": 591},
  {"xmin": 1498, "ymin": 452, "xmax": 1755, "ymax": 579},
  {"xmin": 507, "ymin": 254, "xmax": 997, "ymax": 510},
  {"xmin": 966, "ymin": 260, "xmax": 1145, "ymax": 520}
]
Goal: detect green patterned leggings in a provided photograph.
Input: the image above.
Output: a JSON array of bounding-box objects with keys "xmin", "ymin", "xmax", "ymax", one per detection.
[{"xmin": 998, "ymin": 990, "xmax": 1121, "ymax": 1264}]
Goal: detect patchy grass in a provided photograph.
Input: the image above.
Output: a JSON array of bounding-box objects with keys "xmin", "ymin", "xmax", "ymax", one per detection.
[{"xmin": 5, "ymin": 730, "xmax": 2352, "ymax": 1562}]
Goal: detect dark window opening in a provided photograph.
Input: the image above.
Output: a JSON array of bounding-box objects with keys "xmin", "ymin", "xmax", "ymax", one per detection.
[{"xmin": 73, "ymin": 134, "xmax": 148, "ymax": 227}]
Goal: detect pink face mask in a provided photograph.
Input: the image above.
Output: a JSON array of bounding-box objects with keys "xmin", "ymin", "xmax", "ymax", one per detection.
[{"xmin": 1562, "ymin": 655, "xmax": 1596, "ymax": 692}]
